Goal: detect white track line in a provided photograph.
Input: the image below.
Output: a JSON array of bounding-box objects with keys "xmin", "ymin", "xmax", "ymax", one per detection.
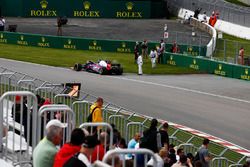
[{"xmin": 109, "ymin": 76, "xmax": 250, "ymax": 104}]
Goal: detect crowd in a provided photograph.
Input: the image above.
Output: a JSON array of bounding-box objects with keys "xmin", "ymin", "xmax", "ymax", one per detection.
[
  {"xmin": 27, "ymin": 96, "xmax": 216, "ymax": 167},
  {"xmin": 134, "ymin": 39, "xmax": 165, "ymax": 74}
]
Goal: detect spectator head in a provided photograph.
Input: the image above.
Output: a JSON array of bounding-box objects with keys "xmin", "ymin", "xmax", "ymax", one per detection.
[
  {"xmin": 134, "ymin": 133, "xmax": 141, "ymax": 142},
  {"xmin": 203, "ymin": 138, "xmax": 210, "ymax": 147},
  {"xmin": 118, "ymin": 138, "xmax": 127, "ymax": 148},
  {"xmin": 162, "ymin": 122, "xmax": 169, "ymax": 130},
  {"xmin": 159, "ymin": 148, "xmax": 168, "ymax": 159},
  {"xmin": 177, "ymin": 148, "xmax": 184, "ymax": 156},
  {"xmin": 150, "ymin": 118, "xmax": 158, "ymax": 129},
  {"xmin": 96, "ymin": 97, "xmax": 103, "ymax": 107},
  {"xmin": 15, "ymin": 95, "xmax": 21, "ymax": 103},
  {"xmin": 169, "ymin": 148, "xmax": 176, "ymax": 154},
  {"xmin": 160, "ymin": 39, "xmax": 164, "ymax": 43},
  {"xmin": 81, "ymin": 135, "xmax": 98, "ymax": 156},
  {"xmin": 187, "ymin": 153, "xmax": 194, "ymax": 161},
  {"xmin": 100, "ymin": 132, "xmax": 109, "ymax": 145},
  {"xmin": 106, "ymin": 156, "xmax": 121, "ymax": 167},
  {"xmin": 179, "ymin": 155, "xmax": 187, "ymax": 164},
  {"xmin": 195, "ymin": 161, "xmax": 203, "ymax": 167},
  {"xmin": 70, "ymin": 128, "xmax": 85, "ymax": 146},
  {"xmin": 169, "ymin": 144, "xmax": 175, "ymax": 150},
  {"xmin": 46, "ymin": 119, "xmax": 65, "ymax": 145}
]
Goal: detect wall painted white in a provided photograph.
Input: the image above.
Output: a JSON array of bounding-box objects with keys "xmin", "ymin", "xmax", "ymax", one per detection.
[{"xmin": 178, "ymin": 8, "xmax": 250, "ymax": 40}]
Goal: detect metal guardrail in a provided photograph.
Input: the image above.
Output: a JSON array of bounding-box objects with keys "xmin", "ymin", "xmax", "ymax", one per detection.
[
  {"xmin": 0, "ymin": 67, "xmax": 248, "ymax": 165},
  {"xmin": 102, "ymin": 149, "xmax": 158, "ymax": 167}
]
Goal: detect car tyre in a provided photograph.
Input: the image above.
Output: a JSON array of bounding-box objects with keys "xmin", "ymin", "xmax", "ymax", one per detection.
[{"xmin": 74, "ymin": 63, "xmax": 82, "ymax": 71}]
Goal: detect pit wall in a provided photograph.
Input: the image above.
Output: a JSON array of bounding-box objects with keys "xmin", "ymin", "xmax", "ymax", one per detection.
[
  {"xmin": 0, "ymin": 32, "xmax": 207, "ymax": 56},
  {"xmin": 163, "ymin": 52, "xmax": 250, "ymax": 81}
]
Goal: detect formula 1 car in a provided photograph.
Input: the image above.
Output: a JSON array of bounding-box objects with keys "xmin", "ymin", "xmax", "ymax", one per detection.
[{"xmin": 73, "ymin": 60, "xmax": 123, "ymax": 75}]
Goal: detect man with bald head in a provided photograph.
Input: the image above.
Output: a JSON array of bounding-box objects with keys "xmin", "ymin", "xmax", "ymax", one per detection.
[
  {"xmin": 33, "ymin": 119, "xmax": 65, "ymax": 167},
  {"xmin": 127, "ymin": 133, "xmax": 141, "ymax": 159}
]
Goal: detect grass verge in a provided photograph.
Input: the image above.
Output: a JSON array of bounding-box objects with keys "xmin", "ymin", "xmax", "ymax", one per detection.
[{"xmin": 0, "ymin": 43, "xmax": 200, "ymax": 75}]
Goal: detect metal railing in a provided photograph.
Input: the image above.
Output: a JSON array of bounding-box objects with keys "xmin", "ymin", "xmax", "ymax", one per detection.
[
  {"xmin": 0, "ymin": 91, "xmax": 37, "ymax": 164},
  {"xmin": 167, "ymin": 0, "xmax": 250, "ymax": 27},
  {"xmin": 102, "ymin": 149, "xmax": 158, "ymax": 167}
]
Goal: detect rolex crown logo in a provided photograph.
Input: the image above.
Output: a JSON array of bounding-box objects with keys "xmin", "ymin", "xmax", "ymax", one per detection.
[
  {"xmin": 20, "ymin": 35, "xmax": 24, "ymax": 41},
  {"xmin": 245, "ymin": 69, "xmax": 249, "ymax": 75},
  {"xmin": 0, "ymin": 34, "xmax": 3, "ymax": 39},
  {"xmin": 41, "ymin": 37, "xmax": 45, "ymax": 42},
  {"xmin": 83, "ymin": 1, "xmax": 91, "ymax": 10},
  {"xmin": 219, "ymin": 64, "xmax": 222, "ymax": 70},
  {"xmin": 188, "ymin": 47, "xmax": 193, "ymax": 52},
  {"xmin": 93, "ymin": 41, "xmax": 97, "ymax": 46},
  {"xmin": 126, "ymin": 2, "xmax": 134, "ymax": 11},
  {"xmin": 170, "ymin": 56, "xmax": 173, "ymax": 61},
  {"xmin": 40, "ymin": 0, "xmax": 48, "ymax": 9},
  {"xmin": 193, "ymin": 59, "xmax": 196, "ymax": 65},
  {"xmin": 122, "ymin": 42, "xmax": 126, "ymax": 48},
  {"xmin": 68, "ymin": 39, "xmax": 72, "ymax": 45}
]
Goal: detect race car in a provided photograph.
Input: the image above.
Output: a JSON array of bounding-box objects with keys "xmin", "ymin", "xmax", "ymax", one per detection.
[{"xmin": 73, "ymin": 60, "xmax": 123, "ymax": 75}]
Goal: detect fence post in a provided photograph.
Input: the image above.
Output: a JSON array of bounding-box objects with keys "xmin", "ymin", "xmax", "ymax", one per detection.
[
  {"xmin": 103, "ymin": 149, "xmax": 158, "ymax": 167},
  {"xmin": 211, "ymin": 157, "xmax": 229, "ymax": 167}
]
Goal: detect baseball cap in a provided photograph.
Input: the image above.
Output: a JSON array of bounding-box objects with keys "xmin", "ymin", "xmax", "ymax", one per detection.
[
  {"xmin": 82, "ymin": 135, "xmax": 98, "ymax": 149},
  {"xmin": 46, "ymin": 119, "xmax": 66, "ymax": 130}
]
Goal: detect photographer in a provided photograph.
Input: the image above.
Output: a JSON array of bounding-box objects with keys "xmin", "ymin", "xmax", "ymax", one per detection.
[
  {"xmin": 57, "ymin": 17, "xmax": 63, "ymax": 36},
  {"xmin": 0, "ymin": 16, "xmax": 5, "ymax": 31}
]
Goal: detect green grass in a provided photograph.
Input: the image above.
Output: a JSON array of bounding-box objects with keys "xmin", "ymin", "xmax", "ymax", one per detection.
[
  {"xmin": 214, "ymin": 33, "xmax": 250, "ymax": 61},
  {"xmin": 225, "ymin": 0, "xmax": 250, "ymax": 7},
  {"xmin": 0, "ymin": 43, "xmax": 199, "ymax": 75}
]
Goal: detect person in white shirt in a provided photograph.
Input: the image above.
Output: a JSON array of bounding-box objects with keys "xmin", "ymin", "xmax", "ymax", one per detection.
[
  {"xmin": 149, "ymin": 49, "xmax": 157, "ymax": 68},
  {"xmin": 0, "ymin": 16, "xmax": 5, "ymax": 31},
  {"xmin": 137, "ymin": 55, "xmax": 143, "ymax": 75}
]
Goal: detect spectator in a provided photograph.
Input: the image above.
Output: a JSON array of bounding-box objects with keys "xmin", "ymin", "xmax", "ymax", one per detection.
[
  {"xmin": 89, "ymin": 97, "xmax": 103, "ymax": 124},
  {"xmin": 141, "ymin": 40, "xmax": 148, "ymax": 59},
  {"xmin": 33, "ymin": 119, "xmax": 65, "ymax": 167},
  {"xmin": 168, "ymin": 148, "xmax": 177, "ymax": 166},
  {"xmin": 187, "ymin": 153, "xmax": 194, "ymax": 166},
  {"xmin": 171, "ymin": 41, "xmax": 180, "ymax": 53},
  {"xmin": 57, "ymin": 17, "xmax": 63, "ymax": 36},
  {"xmin": 194, "ymin": 8, "xmax": 202, "ymax": 19},
  {"xmin": 149, "ymin": 49, "xmax": 157, "ymax": 68},
  {"xmin": 134, "ymin": 41, "xmax": 140, "ymax": 63},
  {"xmin": 158, "ymin": 39, "xmax": 165, "ymax": 64},
  {"xmin": 91, "ymin": 132, "xmax": 109, "ymax": 162},
  {"xmin": 172, "ymin": 155, "xmax": 193, "ymax": 167},
  {"xmin": 127, "ymin": 133, "xmax": 141, "ymax": 158},
  {"xmin": 159, "ymin": 122, "xmax": 169, "ymax": 149},
  {"xmin": 106, "ymin": 156, "xmax": 122, "ymax": 167},
  {"xmin": 201, "ymin": 12, "xmax": 207, "ymax": 23},
  {"xmin": 198, "ymin": 139, "xmax": 211, "ymax": 167},
  {"xmin": 184, "ymin": 11, "xmax": 190, "ymax": 24},
  {"xmin": 239, "ymin": 47, "xmax": 245, "ymax": 65},
  {"xmin": 137, "ymin": 54, "xmax": 143, "ymax": 75},
  {"xmin": 209, "ymin": 13, "xmax": 217, "ymax": 27},
  {"xmin": 115, "ymin": 138, "xmax": 127, "ymax": 161},
  {"xmin": 63, "ymin": 135, "xmax": 98, "ymax": 167},
  {"xmin": 53, "ymin": 128, "xmax": 85, "ymax": 167},
  {"xmin": 0, "ymin": 16, "xmax": 5, "ymax": 31},
  {"xmin": 142, "ymin": 118, "xmax": 161, "ymax": 153},
  {"xmin": 147, "ymin": 150, "xmax": 164, "ymax": 167},
  {"xmin": 176, "ymin": 148, "xmax": 184, "ymax": 162},
  {"xmin": 194, "ymin": 161, "xmax": 203, "ymax": 167}
]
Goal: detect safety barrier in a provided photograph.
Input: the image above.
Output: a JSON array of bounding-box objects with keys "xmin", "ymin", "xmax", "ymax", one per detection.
[
  {"xmin": 125, "ymin": 122, "xmax": 144, "ymax": 143},
  {"xmin": 37, "ymin": 104, "xmax": 75, "ymax": 144},
  {"xmin": 0, "ymin": 31, "xmax": 207, "ymax": 57},
  {"xmin": 0, "ymin": 67, "xmax": 249, "ymax": 165},
  {"xmin": 102, "ymin": 149, "xmax": 158, "ymax": 167},
  {"xmin": 212, "ymin": 157, "xmax": 229, "ymax": 167},
  {"xmin": 79, "ymin": 122, "xmax": 113, "ymax": 150},
  {"xmin": 177, "ymin": 143, "xmax": 197, "ymax": 155},
  {"xmin": 163, "ymin": 52, "xmax": 250, "ymax": 81},
  {"xmin": 0, "ymin": 91, "xmax": 37, "ymax": 164},
  {"xmin": 190, "ymin": 17, "xmax": 217, "ymax": 57},
  {"xmin": 92, "ymin": 161, "xmax": 111, "ymax": 167},
  {"xmin": 229, "ymin": 164, "xmax": 243, "ymax": 167}
]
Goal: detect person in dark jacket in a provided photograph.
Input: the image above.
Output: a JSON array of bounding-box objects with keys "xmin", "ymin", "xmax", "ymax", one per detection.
[
  {"xmin": 142, "ymin": 118, "xmax": 161, "ymax": 153},
  {"xmin": 53, "ymin": 128, "xmax": 85, "ymax": 167},
  {"xmin": 63, "ymin": 135, "xmax": 98, "ymax": 167},
  {"xmin": 159, "ymin": 122, "xmax": 169, "ymax": 149}
]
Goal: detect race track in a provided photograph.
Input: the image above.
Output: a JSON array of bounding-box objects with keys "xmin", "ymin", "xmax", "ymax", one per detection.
[{"xmin": 0, "ymin": 58, "xmax": 249, "ymax": 149}]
